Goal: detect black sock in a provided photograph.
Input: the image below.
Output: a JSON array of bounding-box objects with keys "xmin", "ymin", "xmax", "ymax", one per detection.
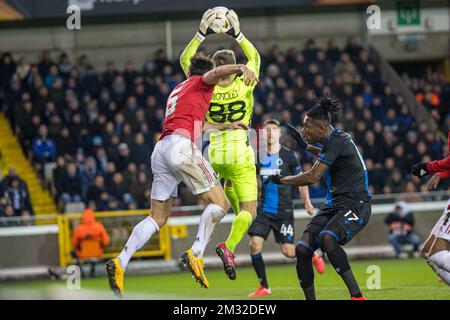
[
  {"xmin": 296, "ymin": 245, "xmax": 316, "ymax": 300},
  {"xmin": 340, "ymin": 269, "xmax": 362, "ymax": 298},
  {"xmin": 320, "ymin": 234, "xmax": 361, "ymax": 297},
  {"xmin": 251, "ymin": 253, "xmax": 268, "ymax": 288}
]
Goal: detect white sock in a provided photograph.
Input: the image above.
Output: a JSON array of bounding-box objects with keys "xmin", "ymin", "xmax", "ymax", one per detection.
[
  {"xmin": 428, "ymin": 261, "xmax": 450, "ymax": 286},
  {"xmin": 191, "ymin": 204, "xmax": 226, "ymax": 258},
  {"xmin": 117, "ymin": 216, "xmax": 159, "ymax": 270},
  {"xmin": 429, "ymin": 250, "xmax": 450, "ymax": 273}
]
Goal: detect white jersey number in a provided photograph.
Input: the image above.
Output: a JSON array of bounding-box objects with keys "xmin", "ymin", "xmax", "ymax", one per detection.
[
  {"xmin": 165, "ymin": 79, "xmax": 188, "ymax": 118},
  {"xmin": 280, "ymin": 223, "xmax": 294, "ymax": 237}
]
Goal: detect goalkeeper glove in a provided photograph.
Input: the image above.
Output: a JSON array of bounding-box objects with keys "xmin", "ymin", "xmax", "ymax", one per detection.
[
  {"xmin": 287, "ymin": 123, "xmax": 308, "ymax": 149},
  {"xmin": 225, "ymin": 9, "xmax": 244, "ymax": 42},
  {"xmin": 196, "ymin": 9, "xmax": 216, "ymax": 41},
  {"xmin": 263, "ymin": 175, "xmax": 284, "ymax": 185},
  {"xmin": 411, "ymin": 162, "xmax": 430, "ymax": 178}
]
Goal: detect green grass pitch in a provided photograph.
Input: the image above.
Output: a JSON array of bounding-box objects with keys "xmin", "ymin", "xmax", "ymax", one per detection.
[{"xmin": 2, "ymin": 258, "xmax": 450, "ymax": 299}]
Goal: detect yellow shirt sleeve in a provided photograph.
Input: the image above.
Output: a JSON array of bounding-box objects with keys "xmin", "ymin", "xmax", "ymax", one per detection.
[
  {"xmin": 239, "ymin": 36, "xmax": 261, "ymax": 78},
  {"xmin": 180, "ymin": 36, "xmax": 202, "ymax": 77}
]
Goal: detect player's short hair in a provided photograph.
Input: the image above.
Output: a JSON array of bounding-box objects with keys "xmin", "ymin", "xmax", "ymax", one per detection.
[
  {"xmin": 306, "ymin": 96, "xmax": 341, "ymax": 124},
  {"xmin": 189, "ymin": 54, "xmax": 214, "ymax": 76},
  {"xmin": 212, "ymin": 50, "xmax": 236, "ymax": 67},
  {"xmin": 264, "ymin": 118, "xmax": 280, "ymax": 127}
]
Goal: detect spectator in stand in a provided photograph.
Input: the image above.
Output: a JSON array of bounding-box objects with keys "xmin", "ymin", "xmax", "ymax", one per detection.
[
  {"xmin": 87, "ymin": 175, "xmax": 107, "ymax": 206},
  {"xmin": 108, "ymin": 172, "xmax": 132, "ymax": 208},
  {"xmin": 384, "ymin": 201, "xmax": 422, "ymax": 258},
  {"xmin": 72, "ymin": 208, "xmax": 110, "ymax": 277},
  {"xmin": 0, "ymin": 168, "xmax": 29, "ymax": 196},
  {"xmin": 131, "ymin": 171, "xmax": 151, "ymax": 209},
  {"xmin": 59, "ymin": 162, "xmax": 83, "ymax": 205},
  {"xmin": 0, "ymin": 197, "xmax": 16, "ymax": 227},
  {"xmin": 32, "ymin": 124, "xmax": 57, "ymax": 167},
  {"xmin": 130, "ymin": 133, "xmax": 150, "ymax": 168},
  {"xmin": 114, "ymin": 143, "xmax": 131, "ymax": 172},
  {"xmin": 3, "ymin": 177, "xmax": 33, "ymax": 217}
]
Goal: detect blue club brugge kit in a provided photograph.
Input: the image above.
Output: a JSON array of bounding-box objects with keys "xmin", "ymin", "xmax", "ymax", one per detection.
[
  {"xmin": 304, "ymin": 129, "xmax": 372, "ymax": 246},
  {"xmin": 248, "ymin": 146, "xmax": 301, "ymax": 244}
]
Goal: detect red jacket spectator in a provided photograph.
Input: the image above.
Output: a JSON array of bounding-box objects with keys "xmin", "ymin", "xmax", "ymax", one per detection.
[{"xmin": 72, "ymin": 209, "xmax": 110, "ymax": 259}]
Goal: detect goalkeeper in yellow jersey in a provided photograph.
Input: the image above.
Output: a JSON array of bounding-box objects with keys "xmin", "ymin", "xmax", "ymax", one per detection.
[{"xmin": 180, "ymin": 9, "xmax": 260, "ymax": 280}]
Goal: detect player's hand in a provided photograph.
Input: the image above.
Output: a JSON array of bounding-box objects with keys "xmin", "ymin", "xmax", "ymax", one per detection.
[
  {"xmin": 198, "ymin": 9, "xmax": 216, "ymax": 37},
  {"xmin": 411, "ymin": 162, "xmax": 429, "ymax": 179},
  {"xmin": 287, "ymin": 123, "xmax": 308, "ymax": 149},
  {"xmin": 227, "ymin": 121, "xmax": 249, "ymax": 130},
  {"xmin": 425, "ymin": 173, "xmax": 441, "ymax": 190},
  {"xmin": 225, "ymin": 9, "xmax": 242, "ymax": 39},
  {"xmin": 263, "ymin": 175, "xmax": 284, "ymax": 185},
  {"xmin": 305, "ymin": 202, "xmax": 315, "ymax": 216},
  {"xmin": 240, "ymin": 65, "xmax": 258, "ymax": 86}
]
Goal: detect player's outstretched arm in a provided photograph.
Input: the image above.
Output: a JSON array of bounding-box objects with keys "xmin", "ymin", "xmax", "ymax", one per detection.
[
  {"xmin": 413, "ymin": 130, "xmax": 450, "ymax": 178},
  {"xmin": 265, "ymin": 161, "xmax": 328, "ymax": 187},
  {"xmin": 225, "ymin": 9, "xmax": 261, "ymax": 77},
  {"xmin": 180, "ymin": 9, "xmax": 215, "ymax": 76},
  {"xmin": 287, "ymin": 123, "xmax": 322, "ymax": 156},
  {"xmin": 202, "ymin": 64, "xmax": 258, "ymax": 86}
]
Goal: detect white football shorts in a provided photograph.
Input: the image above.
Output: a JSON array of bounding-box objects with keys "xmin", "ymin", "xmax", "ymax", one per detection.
[
  {"xmin": 431, "ymin": 198, "xmax": 450, "ymax": 241},
  {"xmin": 150, "ymin": 134, "xmax": 218, "ymax": 201}
]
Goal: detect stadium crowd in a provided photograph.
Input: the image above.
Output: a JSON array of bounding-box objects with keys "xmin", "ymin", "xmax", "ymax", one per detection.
[
  {"xmin": 401, "ymin": 71, "xmax": 450, "ymax": 131},
  {"xmin": 0, "ymin": 36, "xmax": 448, "ymax": 213}
]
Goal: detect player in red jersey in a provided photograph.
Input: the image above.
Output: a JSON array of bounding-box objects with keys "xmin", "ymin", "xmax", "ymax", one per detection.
[
  {"xmin": 412, "ymin": 129, "xmax": 450, "ymax": 285},
  {"xmin": 106, "ymin": 55, "xmax": 258, "ymax": 297}
]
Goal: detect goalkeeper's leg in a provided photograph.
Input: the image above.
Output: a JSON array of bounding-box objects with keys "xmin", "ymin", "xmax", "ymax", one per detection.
[
  {"xmin": 224, "ymin": 180, "xmax": 240, "ymax": 215},
  {"xmin": 224, "ymin": 201, "xmax": 256, "ymax": 253},
  {"xmin": 222, "ymin": 159, "xmax": 257, "ymax": 254}
]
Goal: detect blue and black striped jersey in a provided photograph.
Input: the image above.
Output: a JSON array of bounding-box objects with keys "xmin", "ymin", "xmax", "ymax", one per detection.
[{"xmin": 258, "ymin": 146, "xmax": 301, "ymax": 218}]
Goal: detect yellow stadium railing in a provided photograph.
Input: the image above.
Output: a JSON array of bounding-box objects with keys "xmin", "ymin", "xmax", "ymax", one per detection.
[{"xmin": 57, "ymin": 210, "xmax": 171, "ymax": 267}]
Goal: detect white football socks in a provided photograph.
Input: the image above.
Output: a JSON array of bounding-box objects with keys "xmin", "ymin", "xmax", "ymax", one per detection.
[
  {"xmin": 191, "ymin": 204, "xmax": 226, "ymax": 258},
  {"xmin": 118, "ymin": 216, "xmax": 159, "ymax": 270},
  {"xmin": 429, "ymin": 250, "xmax": 450, "ymax": 273}
]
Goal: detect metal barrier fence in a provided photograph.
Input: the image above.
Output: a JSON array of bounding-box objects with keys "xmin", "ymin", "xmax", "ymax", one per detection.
[
  {"xmin": 1, "ymin": 191, "xmax": 448, "ymax": 268},
  {"xmin": 57, "ymin": 210, "xmax": 171, "ymax": 267}
]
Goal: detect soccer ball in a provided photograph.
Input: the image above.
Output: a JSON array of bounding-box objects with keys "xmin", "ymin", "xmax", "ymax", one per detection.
[{"xmin": 210, "ymin": 6, "xmax": 231, "ymax": 34}]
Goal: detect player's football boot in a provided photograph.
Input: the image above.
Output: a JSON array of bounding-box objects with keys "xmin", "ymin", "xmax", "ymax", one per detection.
[
  {"xmin": 248, "ymin": 285, "xmax": 271, "ymax": 297},
  {"xmin": 215, "ymin": 242, "xmax": 236, "ymax": 280},
  {"xmin": 180, "ymin": 249, "xmax": 209, "ymax": 288},
  {"xmin": 105, "ymin": 258, "xmax": 125, "ymax": 298},
  {"xmin": 312, "ymin": 254, "xmax": 326, "ymax": 274},
  {"xmin": 351, "ymin": 295, "xmax": 367, "ymax": 300}
]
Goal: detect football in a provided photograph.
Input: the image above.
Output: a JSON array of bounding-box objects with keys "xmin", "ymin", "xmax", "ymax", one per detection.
[{"xmin": 210, "ymin": 6, "xmax": 231, "ymax": 34}]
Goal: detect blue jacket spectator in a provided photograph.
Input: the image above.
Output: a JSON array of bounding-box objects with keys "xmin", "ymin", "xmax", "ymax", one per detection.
[{"xmin": 32, "ymin": 125, "xmax": 57, "ymax": 164}]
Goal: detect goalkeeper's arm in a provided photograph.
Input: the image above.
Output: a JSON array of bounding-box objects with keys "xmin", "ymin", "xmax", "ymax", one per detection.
[
  {"xmin": 180, "ymin": 37, "xmax": 202, "ymax": 77},
  {"xmin": 225, "ymin": 10, "xmax": 261, "ymax": 77},
  {"xmin": 180, "ymin": 9, "xmax": 215, "ymax": 76}
]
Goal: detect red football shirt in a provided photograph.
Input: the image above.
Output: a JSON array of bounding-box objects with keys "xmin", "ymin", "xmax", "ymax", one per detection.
[
  {"xmin": 160, "ymin": 75, "xmax": 214, "ymax": 143},
  {"xmin": 427, "ymin": 130, "xmax": 450, "ymax": 178}
]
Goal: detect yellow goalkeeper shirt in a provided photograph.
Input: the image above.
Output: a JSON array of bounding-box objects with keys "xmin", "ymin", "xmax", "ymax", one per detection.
[{"xmin": 180, "ymin": 35, "xmax": 260, "ymax": 153}]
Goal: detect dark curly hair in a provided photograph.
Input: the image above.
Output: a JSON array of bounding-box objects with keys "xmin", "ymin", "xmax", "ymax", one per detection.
[
  {"xmin": 306, "ymin": 96, "xmax": 342, "ymax": 124},
  {"xmin": 188, "ymin": 54, "xmax": 214, "ymax": 76}
]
